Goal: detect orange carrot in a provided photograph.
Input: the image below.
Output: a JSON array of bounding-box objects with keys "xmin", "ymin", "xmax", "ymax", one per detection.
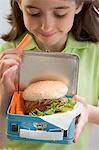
[
  {"xmin": 10, "ymin": 92, "xmax": 24, "ymax": 114},
  {"xmin": 10, "ymin": 34, "xmax": 32, "ymax": 114},
  {"xmin": 10, "ymin": 92, "xmax": 18, "ymax": 114},
  {"xmin": 16, "ymin": 91, "xmax": 24, "ymax": 114},
  {"xmin": 17, "ymin": 34, "xmax": 32, "ymax": 49}
]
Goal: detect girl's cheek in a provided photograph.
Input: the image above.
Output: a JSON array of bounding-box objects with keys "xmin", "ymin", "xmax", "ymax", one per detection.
[{"xmin": 24, "ymin": 16, "xmax": 40, "ymax": 29}]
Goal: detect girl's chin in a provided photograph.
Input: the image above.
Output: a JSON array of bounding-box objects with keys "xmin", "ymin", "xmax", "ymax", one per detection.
[
  {"xmin": 39, "ymin": 37, "xmax": 58, "ymax": 45},
  {"xmin": 40, "ymin": 41, "xmax": 56, "ymax": 47}
]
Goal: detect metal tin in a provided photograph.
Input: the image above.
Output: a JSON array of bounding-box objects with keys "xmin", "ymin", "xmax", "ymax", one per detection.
[{"xmin": 7, "ymin": 51, "xmax": 79, "ymax": 144}]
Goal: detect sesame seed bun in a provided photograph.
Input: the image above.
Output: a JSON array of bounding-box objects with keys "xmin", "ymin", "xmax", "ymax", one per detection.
[{"xmin": 23, "ymin": 80, "xmax": 68, "ymax": 102}]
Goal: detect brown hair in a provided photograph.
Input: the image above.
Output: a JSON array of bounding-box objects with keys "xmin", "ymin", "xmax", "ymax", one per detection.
[
  {"xmin": 72, "ymin": 2, "xmax": 99, "ymax": 42},
  {"xmin": 1, "ymin": 0, "xmax": 99, "ymax": 42}
]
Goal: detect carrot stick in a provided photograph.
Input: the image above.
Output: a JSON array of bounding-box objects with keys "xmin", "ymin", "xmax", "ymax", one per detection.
[
  {"xmin": 16, "ymin": 91, "xmax": 24, "ymax": 114},
  {"xmin": 10, "ymin": 92, "xmax": 18, "ymax": 114},
  {"xmin": 17, "ymin": 34, "xmax": 32, "ymax": 49},
  {"xmin": 10, "ymin": 92, "xmax": 24, "ymax": 114},
  {"xmin": 10, "ymin": 34, "xmax": 32, "ymax": 114},
  {"xmin": 16, "ymin": 34, "xmax": 32, "ymax": 90}
]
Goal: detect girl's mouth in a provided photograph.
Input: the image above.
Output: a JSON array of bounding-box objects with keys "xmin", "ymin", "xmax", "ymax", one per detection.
[{"xmin": 39, "ymin": 32, "xmax": 56, "ymax": 37}]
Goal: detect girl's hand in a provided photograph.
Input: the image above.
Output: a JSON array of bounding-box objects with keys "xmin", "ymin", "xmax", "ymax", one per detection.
[
  {"xmin": 0, "ymin": 48, "xmax": 23, "ymax": 94},
  {"xmin": 73, "ymin": 95, "xmax": 89, "ymax": 143}
]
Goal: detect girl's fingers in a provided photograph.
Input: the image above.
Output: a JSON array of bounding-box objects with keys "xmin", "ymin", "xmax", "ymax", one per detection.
[
  {"xmin": 0, "ymin": 58, "xmax": 20, "ymax": 67},
  {"xmin": 73, "ymin": 95, "xmax": 85, "ymax": 102},
  {"xmin": 74, "ymin": 111, "xmax": 88, "ymax": 143},
  {"xmin": 73, "ymin": 95, "xmax": 87, "ymax": 107},
  {"xmin": 0, "ymin": 48, "xmax": 24, "ymax": 93},
  {"xmin": 1, "ymin": 65, "xmax": 18, "ymax": 94},
  {"xmin": 1, "ymin": 48, "xmax": 23, "ymax": 55},
  {"xmin": 0, "ymin": 59, "xmax": 20, "ymax": 79},
  {"xmin": 0, "ymin": 49, "xmax": 23, "ymax": 79},
  {"xmin": 0, "ymin": 49, "xmax": 24, "ymax": 60},
  {"xmin": 0, "ymin": 54, "xmax": 22, "ymax": 63},
  {"xmin": 73, "ymin": 95, "xmax": 88, "ymax": 143}
]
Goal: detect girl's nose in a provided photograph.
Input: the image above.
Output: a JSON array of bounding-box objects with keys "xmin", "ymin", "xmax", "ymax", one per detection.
[{"xmin": 41, "ymin": 14, "xmax": 54, "ymax": 31}]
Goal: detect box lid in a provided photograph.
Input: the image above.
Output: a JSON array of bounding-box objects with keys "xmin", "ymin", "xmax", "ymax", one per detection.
[{"xmin": 18, "ymin": 51, "xmax": 79, "ymax": 96}]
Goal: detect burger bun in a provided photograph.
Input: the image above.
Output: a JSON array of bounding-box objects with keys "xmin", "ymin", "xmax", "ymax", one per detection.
[{"xmin": 23, "ymin": 80, "xmax": 68, "ymax": 102}]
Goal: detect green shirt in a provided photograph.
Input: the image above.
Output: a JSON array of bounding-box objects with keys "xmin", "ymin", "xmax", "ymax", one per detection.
[{"xmin": 0, "ymin": 32, "xmax": 99, "ymax": 150}]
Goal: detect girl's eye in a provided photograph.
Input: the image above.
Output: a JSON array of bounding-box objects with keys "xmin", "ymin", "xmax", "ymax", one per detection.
[
  {"xmin": 29, "ymin": 13, "xmax": 41, "ymax": 17},
  {"xmin": 54, "ymin": 13, "xmax": 67, "ymax": 18},
  {"xmin": 54, "ymin": 10, "xmax": 68, "ymax": 18},
  {"xmin": 26, "ymin": 8, "xmax": 41, "ymax": 17}
]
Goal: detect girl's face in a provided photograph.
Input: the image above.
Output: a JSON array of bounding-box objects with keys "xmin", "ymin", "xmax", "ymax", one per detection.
[{"xmin": 19, "ymin": 0, "xmax": 83, "ymax": 48}]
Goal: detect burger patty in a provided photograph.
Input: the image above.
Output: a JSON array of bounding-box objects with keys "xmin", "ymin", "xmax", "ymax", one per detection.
[{"xmin": 24, "ymin": 99, "xmax": 61, "ymax": 114}]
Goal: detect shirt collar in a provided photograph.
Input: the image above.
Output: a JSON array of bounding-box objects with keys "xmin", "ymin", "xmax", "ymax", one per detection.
[
  {"xmin": 64, "ymin": 32, "xmax": 89, "ymax": 51},
  {"xmin": 18, "ymin": 32, "xmax": 89, "ymax": 51},
  {"xmin": 25, "ymin": 34, "xmax": 39, "ymax": 51}
]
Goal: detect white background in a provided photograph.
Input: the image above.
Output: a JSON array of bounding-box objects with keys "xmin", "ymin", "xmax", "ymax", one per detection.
[
  {"xmin": 0, "ymin": 0, "xmax": 99, "ymax": 150},
  {"xmin": 0, "ymin": 0, "xmax": 11, "ymax": 44}
]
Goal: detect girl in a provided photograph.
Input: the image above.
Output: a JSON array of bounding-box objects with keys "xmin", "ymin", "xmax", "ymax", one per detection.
[{"xmin": 0, "ymin": 0, "xmax": 99, "ymax": 150}]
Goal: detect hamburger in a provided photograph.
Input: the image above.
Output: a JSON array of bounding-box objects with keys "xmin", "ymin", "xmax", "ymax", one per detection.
[{"xmin": 23, "ymin": 80, "xmax": 76, "ymax": 116}]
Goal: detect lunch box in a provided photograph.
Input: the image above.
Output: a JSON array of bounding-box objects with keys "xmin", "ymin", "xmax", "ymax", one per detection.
[{"xmin": 7, "ymin": 51, "xmax": 79, "ymax": 144}]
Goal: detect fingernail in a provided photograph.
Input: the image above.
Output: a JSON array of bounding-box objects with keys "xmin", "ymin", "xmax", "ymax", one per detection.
[{"xmin": 73, "ymin": 139, "xmax": 76, "ymax": 143}]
